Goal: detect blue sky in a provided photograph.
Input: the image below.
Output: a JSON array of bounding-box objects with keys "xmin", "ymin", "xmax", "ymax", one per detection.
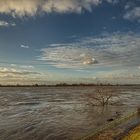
[{"xmin": 0, "ymin": 0, "xmax": 140, "ymax": 84}]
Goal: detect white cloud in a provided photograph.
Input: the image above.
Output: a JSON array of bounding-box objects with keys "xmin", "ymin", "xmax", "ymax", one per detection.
[
  {"xmin": 124, "ymin": 7, "xmax": 140, "ymax": 22},
  {"xmin": 38, "ymin": 32, "xmax": 140, "ymax": 69},
  {"xmin": 11, "ymin": 64, "xmax": 17, "ymax": 67},
  {"xmin": 0, "ymin": 20, "xmax": 8, "ymax": 26},
  {"xmin": 83, "ymin": 57, "xmax": 97, "ymax": 65},
  {"xmin": 20, "ymin": 65, "xmax": 34, "ymax": 69},
  {"xmin": 0, "ymin": 67, "xmax": 41, "ymax": 83},
  {"xmin": 20, "ymin": 44, "xmax": 29, "ymax": 49},
  {"xmin": 0, "ymin": 20, "xmax": 16, "ymax": 27},
  {"xmin": 39, "ymin": 46, "xmax": 99, "ymax": 69},
  {"xmin": 0, "ymin": 0, "xmax": 40, "ymax": 17},
  {"xmin": 42, "ymin": 0, "xmax": 101, "ymax": 14},
  {"xmin": 0, "ymin": 67, "xmax": 47, "ymax": 85},
  {"xmin": 0, "ymin": 0, "xmax": 119, "ymax": 17},
  {"xmin": 11, "ymin": 64, "xmax": 34, "ymax": 69},
  {"xmin": 0, "ymin": 67, "xmax": 40, "ymax": 76}
]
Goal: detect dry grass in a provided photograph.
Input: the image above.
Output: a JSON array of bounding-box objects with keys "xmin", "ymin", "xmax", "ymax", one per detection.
[
  {"xmin": 90, "ymin": 128, "xmax": 123, "ymax": 140},
  {"xmin": 123, "ymin": 125, "xmax": 140, "ymax": 140}
]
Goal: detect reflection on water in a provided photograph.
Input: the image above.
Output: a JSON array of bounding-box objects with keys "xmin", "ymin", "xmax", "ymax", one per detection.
[{"xmin": 0, "ymin": 86, "xmax": 140, "ymax": 140}]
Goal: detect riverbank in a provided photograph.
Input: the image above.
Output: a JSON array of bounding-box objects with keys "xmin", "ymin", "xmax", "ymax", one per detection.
[
  {"xmin": 122, "ymin": 125, "xmax": 140, "ymax": 140},
  {"xmin": 80, "ymin": 112, "xmax": 140, "ymax": 140},
  {"xmin": 92, "ymin": 115, "xmax": 140, "ymax": 140}
]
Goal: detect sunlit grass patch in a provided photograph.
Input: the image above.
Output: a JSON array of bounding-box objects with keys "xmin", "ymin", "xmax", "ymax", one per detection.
[{"xmin": 123, "ymin": 126, "xmax": 140, "ymax": 140}]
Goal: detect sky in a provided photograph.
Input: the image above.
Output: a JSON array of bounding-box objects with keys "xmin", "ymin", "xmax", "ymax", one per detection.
[{"xmin": 0, "ymin": 0, "xmax": 140, "ymax": 85}]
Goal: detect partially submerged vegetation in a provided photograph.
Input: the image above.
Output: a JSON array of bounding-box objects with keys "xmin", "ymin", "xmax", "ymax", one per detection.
[
  {"xmin": 82, "ymin": 87, "xmax": 140, "ymax": 140},
  {"xmin": 86, "ymin": 87, "xmax": 120, "ymax": 106}
]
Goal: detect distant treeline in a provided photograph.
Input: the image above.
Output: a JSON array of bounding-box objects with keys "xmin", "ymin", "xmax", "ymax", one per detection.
[{"xmin": 0, "ymin": 83, "xmax": 140, "ymax": 87}]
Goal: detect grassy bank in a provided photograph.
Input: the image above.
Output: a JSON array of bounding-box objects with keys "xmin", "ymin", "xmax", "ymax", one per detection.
[
  {"xmin": 123, "ymin": 125, "xmax": 140, "ymax": 140},
  {"xmin": 80, "ymin": 111, "xmax": 139, "ymax": 140}
]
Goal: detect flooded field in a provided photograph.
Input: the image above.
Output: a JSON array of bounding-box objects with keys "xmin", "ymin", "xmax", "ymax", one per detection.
[{"xmin": 0, "ymin": 86, "xmax": 140, "ymax": 140}]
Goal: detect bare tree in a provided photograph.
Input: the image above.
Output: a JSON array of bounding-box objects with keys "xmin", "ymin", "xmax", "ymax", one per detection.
[{"xmin": 87, "ymin": 86, "xmax": 119, "ymax": 106}]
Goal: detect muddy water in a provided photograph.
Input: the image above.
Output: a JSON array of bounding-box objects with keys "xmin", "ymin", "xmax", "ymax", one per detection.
[{"xmin": 0, "ymin": 86, "xmax": 140, "ymax": 140}]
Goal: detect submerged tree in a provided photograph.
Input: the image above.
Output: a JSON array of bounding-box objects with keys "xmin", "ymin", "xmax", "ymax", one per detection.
[{"xmin": 87, "ymin": 87, "xmax": 119, "ymax": 106}]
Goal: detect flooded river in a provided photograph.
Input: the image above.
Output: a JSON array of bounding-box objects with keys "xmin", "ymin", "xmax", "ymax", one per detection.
[{"xmin": 0, "ymin": 86, "xmax": 140, "ymax": 140}]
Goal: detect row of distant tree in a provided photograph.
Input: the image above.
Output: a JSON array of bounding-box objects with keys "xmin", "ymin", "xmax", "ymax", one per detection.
[{"xmin": 0, "ymin": 83, "xmax": 139, "ymax": 87}]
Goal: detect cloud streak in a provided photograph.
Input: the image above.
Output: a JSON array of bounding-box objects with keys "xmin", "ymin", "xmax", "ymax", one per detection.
[
  {"xmin": 38, "ymin": 32, "xmax": 140, "ymax": 69},
  {"xmin": 0, "ymin": 67, "xmax": 40, "ymax": 76},
  {"xmin": 0, "ymin": 67, "xmax": 46, "ymax": 85},
  {"xmin": 20, "ymin": 44, "xmax": 29, "ymax": 49},
  {"xmin": 11, "ymin": 64, "xmax": 34, "ymax": 69},
  {"xmin": 0, "ymin": 20, "xmax": 16, "ymax": 27},
  {"xmin": 39, "ymin": 46, "xmax": 98, "ymax": 69}
]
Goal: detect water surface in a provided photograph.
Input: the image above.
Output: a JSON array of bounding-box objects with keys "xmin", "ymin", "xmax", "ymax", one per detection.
[{"xmin": 0, "ymin": 86, "xmax": 140, "ymax": 140}]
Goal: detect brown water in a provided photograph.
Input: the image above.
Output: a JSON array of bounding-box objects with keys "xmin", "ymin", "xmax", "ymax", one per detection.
[{"xmin": 0, "ymin": 86, "xmax": 140, "ymax": 140}]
